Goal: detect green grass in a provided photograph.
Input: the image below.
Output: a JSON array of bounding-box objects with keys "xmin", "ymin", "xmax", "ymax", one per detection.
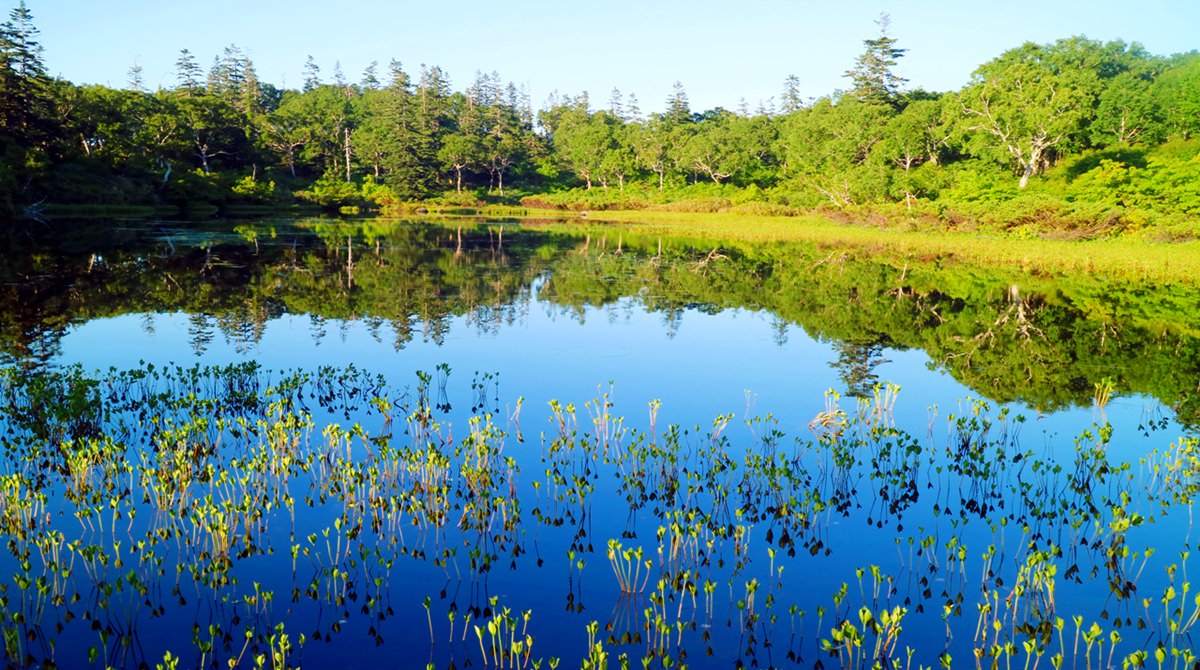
[
  {"xmin": 39, "ymin": 197, "xmax": 1200, "ymax": 284},
  {"xmin": 507, "ymin": 209, "xmax": 1200, "ymax": 284}
]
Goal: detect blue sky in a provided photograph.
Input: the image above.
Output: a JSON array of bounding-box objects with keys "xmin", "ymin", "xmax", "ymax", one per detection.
[{"xmin": 26, "ymin": 0, "xmax": 1200, "ymax": 114}]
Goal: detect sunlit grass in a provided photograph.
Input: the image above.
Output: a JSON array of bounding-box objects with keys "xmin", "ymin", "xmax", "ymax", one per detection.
[{"xmin": 494, "ymin": 209, "xmax": 1200, "ymax": 284}]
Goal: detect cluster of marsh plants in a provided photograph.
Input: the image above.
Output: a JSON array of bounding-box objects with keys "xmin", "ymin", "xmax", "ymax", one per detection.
[{"xmin": 0, "ymin": 362, "xmax": 1198, "ymax": 668}]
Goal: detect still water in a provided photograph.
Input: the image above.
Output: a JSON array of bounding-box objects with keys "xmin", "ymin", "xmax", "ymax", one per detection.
[{"xmin": 0, "ymin": 216, "xmax": 1198, "ymax": 669}]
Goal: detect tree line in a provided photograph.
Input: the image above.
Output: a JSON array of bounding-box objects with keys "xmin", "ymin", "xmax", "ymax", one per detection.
[{"xmin": 1, "ymin": 3, "xmax": 1198, "ymax": 226}]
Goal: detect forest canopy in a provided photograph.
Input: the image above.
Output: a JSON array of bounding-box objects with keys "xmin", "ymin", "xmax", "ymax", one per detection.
[{"xmin": 1, "ymin": 3, "xmax": 1198, "ymax": 236}]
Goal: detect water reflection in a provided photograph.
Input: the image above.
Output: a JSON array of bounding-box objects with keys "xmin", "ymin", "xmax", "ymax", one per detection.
[
  {"xmin": 3, "ymin": 216, "xmax": 1200, "ymax": 424},
  {"xmin": 0, "ymin": 358, "xmax": 1191, "ymax": 669},
  {"xmin": 4, "ymin": 216, "xmax": 1200, "ymax": 668}
]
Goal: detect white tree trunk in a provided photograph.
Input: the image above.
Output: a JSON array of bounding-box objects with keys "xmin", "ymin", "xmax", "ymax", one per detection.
[{"xmin": 343, "ymin": 128, "xmax": 353, "ymax": 183}]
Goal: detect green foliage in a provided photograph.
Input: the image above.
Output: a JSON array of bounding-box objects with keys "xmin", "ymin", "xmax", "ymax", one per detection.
[
  {"xmin": 1154, "ymin": 53, "xmax": 1200, "ymax": 139},
  {"xmin": 676, "ymin": 109, "xmax": 774, "ymax": 186},
  {"xmin": 230, "ymin": 175, "xmax": 279, "ymax": 204},
  {"xmin": 722, "ymin": 201, "xmax": 798, "ymax": 216},
  {"xmin": 1092, "ymin": 71, "xmax": 1163, "ymax": 146},
  {"xmin": 294, "ymin": 173, "xmax": 361, "ymax": 209},
  {"xmin": 359, "ymin": 177, "xmax": 403, "ymax": 209},
  {"xmin": 432, "ymin": 189, "xmax": 486, "ymax": 207},
  {"xmin": 0, "ymin": 6, "xmax": 1197, "ymax": 233},
  {"xmin": 162, "ymin": 168, "xmax": 227, "ymax": 206},
  {"xmin": 940, "ymin": 163, "xmax": 1020, "ymax": 203},
  {"xmin": 778, "ymin": 97, "xmax": 894, "ymax": 206}
]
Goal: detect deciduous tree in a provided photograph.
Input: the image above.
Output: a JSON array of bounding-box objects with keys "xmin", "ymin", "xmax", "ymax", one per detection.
[{"xmin": 957, "ymin": 39, "xmax": 1100, "ymax": 187}]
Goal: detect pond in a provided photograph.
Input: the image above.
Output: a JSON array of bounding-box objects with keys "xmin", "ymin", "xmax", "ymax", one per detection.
[{"xmin": 1, "ymin": 216, "xmax": 1199, "ymax": 669}]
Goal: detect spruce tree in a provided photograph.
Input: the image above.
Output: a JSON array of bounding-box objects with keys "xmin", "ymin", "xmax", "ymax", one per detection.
[
  {"xmin": 0, "ymin": 0, "xmax": 48, "ymax": 143},
  {"xmin": 844, "ymin": 13, "xmax": 907, "ymax": 106},
  {"xmin": 175, "ymin": 49, "xmax": 204, "ymax": 91},
  {"xmin": 665, "ymin": 81, "xmax": 691, "ymax": 124}
]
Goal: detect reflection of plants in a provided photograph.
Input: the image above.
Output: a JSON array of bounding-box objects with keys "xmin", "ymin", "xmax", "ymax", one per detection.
[
  {"xmin": 2, "ymin": 361, "xmax": 1200, "ymax": 668},
  {"xmin": 436, "ymin": 362, "xmax": 452, "ymax": 413},
  {"xmin": 472, "ymin": 370, "xmax": 500, "ymax": 414},
  {"xmin": 265, "ymin": 622, "xmax": 299, "ymax": 670},
  {"xmin": 810, "ymin": 388, "xmax": 848, "ymax": 443},
  {"xmin": 2, "ymin": 625, "xmax": 22, "ymax": 665},
  {"xmin": 974, "ymin": 549, "xmax": 1058, "ymax": 661},
  {"xmin": 831, "ymin": 339, "xmax": 892, "ymax": 399},
  {"xmin": 817, "ymin": 568, "xmax": 911, "ymax": 669},
  {"xmin": 11, "ymin": 218, "xmax": 1200, "ymax": 421}
]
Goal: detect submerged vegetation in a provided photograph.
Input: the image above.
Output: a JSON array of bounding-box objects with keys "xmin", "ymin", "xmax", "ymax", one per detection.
[
  {"xmin": 0, "ymin": 3, "xmax": 1198, "ymax": 240},
  {"xmin": 0, "ymin": 361, "xmax": 1197, "ymax": 668}
]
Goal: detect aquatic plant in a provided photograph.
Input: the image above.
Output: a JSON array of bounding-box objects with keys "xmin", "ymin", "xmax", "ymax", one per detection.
[{"xmin": 0, "ymin": 362, "xmax": 1195, "ymax": 668}]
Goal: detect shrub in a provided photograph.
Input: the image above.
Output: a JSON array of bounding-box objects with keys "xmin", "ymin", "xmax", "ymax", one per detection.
[
  {"xmin": 230, "ymin": 175, "xmax": 279, "ymax": 204},
  {"xmin": 163, "ymin": 169, "xmax": 227, "ymax": 207},
  {"xmin": 518, "ymin": 189, "xmax": 650, "ymax": 211},
  {"xmin": 654, "ymin": 197, "xmax": 731, "ymax": 213},
  {"xmin": 294, "ymin": 174, "xmax": 360, "ymax": 209},
  {"xmin": 432, "ymin": 190, "xmax": 485, "ymax": 207},
  {"xmin": 517, "ymin": 195, "xmax": 565, "ymax": 210},
  {"xmin": 360, "ymin": 179, "xmax": 403, "ymax": 209},
  {"xmin": 725, "ymin": 201, "xmax": 800, "ymax": 216}
]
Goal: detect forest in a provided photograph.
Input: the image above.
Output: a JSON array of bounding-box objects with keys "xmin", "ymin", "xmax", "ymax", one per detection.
[{"xmin": 1, "ymin": 2, "xmax": 1198, "ymax": 236}]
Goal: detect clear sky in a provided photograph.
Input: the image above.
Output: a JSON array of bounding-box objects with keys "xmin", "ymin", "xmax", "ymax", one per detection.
[{"xmin": 24, "ymin": 0, "xmax": 1200, "ymax": 114}]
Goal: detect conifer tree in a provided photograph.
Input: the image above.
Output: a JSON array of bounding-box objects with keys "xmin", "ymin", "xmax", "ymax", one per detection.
[
  {"xmin": 302, "ymin": 56, "xmax": 321, "ymax": 92},
  {"xmin": 665, "ymin": 81, "xmax": 691, "ymax": 124},
  {"xmin": 844, "ymin": 13, "xmax": 907, "ymax": 106},
  {"xmin": 0, "ymin": 0, "xmax": 48, "ymax": 143},
  {"xmin": 175, "ymin": 49, "xmax": 204, "ymax": 91}
]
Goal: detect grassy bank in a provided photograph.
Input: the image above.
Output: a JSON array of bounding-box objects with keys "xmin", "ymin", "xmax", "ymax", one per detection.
[
  {"xmin": 33, "ymin": 199, "xmax": 1200, "ymax": 285},
  {"xmin": 505, "ymin": 208, "xmax": 1200, "ymax": 285}
]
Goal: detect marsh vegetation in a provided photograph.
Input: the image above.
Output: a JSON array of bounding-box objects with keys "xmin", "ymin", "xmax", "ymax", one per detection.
[
  {"xmin": 1, "ymin": 217, "xmax": 1199, "ymax": 669},
  {"xmin": 1, "ymin": 357, "xmax": 1199, "ymax": 669}
]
